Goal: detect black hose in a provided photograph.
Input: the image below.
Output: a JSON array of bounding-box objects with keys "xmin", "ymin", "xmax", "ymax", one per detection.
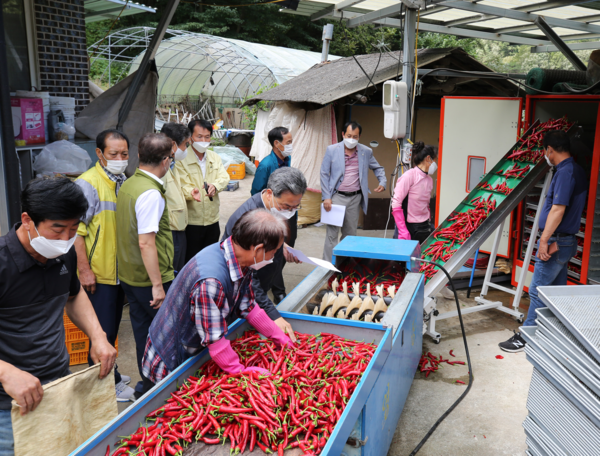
[{"xmin": 409, "ymin": 257, "xmax": 474, "ymax": 456}]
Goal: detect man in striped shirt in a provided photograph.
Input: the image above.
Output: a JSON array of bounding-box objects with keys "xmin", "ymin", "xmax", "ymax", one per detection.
[{"xmin": 141, "ymin": 209, "xmax": 293, "ymax": 389}]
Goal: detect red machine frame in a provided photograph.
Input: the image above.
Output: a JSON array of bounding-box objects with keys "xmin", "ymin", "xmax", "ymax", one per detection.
[{"xmin": 511, "ymin": 95, "xmax": 600, "ymax": 290}]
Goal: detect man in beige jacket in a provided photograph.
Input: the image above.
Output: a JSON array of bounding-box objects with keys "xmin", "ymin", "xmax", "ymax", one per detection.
[
  {"xmin": 160, "ymin": 123, "xmax": 192, "ymax": 273},
  {"xmin": 176, "ymin": 119, "xmax": 230, "ymax": 262}
]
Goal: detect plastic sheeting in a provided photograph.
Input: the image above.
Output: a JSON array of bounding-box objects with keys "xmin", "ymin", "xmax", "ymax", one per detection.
[
  {"xmin": 212, "ymin": 146, "xmax": 256, "ymax": 175},
  {"xmin": 251, "ymin": 102, "xmax": 336, "ymax": 192}
]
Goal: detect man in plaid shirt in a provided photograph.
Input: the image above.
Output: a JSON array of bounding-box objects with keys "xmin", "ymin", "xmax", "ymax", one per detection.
[{"xmin": 142, "ymin": 209, "xmax": 294, "ymax": 390}]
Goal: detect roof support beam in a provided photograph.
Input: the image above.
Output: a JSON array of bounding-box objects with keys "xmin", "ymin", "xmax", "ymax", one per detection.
[
  {"xmin": 310, "ymin": 0, "xmax": 368, "ymax": 21},
  {"xmin": 407, "ymin": 21, "xmax": 551, "ymax": 46},
  {"xmin": 534, "ymin": 16, "xmax": 587, "ymax": 70},
  {"xmin": 495, "ymin": 12, "xmax": 600, "ymax": 34},
  {"xmin": 531, "ymin": 41, "xmax": 600, "ymax": 53},
  {"xmin": 347, "ymin": 3, "xmax": 405, "ymax": 28},
  {"xmin": 443, "ymin": 0, "xmax": 597, "ymax": 28},
  {"xmin": 438, "ymin": 0, "xmax": 600, "ymax": 34}
]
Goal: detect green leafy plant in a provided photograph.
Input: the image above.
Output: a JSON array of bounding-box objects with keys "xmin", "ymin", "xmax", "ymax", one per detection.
[{"xmin": 238, "ymin": 83, "xmax": 278, "ymax": 130}]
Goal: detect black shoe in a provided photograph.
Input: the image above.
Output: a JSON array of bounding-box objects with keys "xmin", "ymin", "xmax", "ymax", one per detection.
[
  {"xmin": 499, "ymin": 330, "xmax": 527, "ymax": 353},
  {"xmin": 273, "ymin": 293, "xmax": 286, "ymax": 304}
]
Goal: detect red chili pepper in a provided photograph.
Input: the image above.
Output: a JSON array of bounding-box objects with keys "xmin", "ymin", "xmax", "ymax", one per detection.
[
  {"xmin": 455, "ymin": 380, "xmax": 466, "ymax": 385},
  {"xmin": 449, "ymin": 350, "xmax": 455, "ymax": 358}
]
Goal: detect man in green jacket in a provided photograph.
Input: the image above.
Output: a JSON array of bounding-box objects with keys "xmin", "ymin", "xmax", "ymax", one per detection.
[{"xmin": 117, "ymin": 133, "xmax": 174, "ymax": 396}]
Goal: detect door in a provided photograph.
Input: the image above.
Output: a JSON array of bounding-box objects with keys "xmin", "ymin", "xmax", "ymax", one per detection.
[{"xmin": 437, "ymin": 97, "xmax": 522, "ymax": 257}]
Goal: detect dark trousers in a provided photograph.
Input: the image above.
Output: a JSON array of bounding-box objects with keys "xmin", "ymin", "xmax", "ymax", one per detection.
[
  {"xmin": 185, "ymin": 222, "xmax": 220, "ymax": 262},
  {"xmin": 271, "ymin": 213, "xmax": 298, "ymax": 296},
  {"xmin": 172, "ymin": 230, "xmax": 187, "ymax": 274},
  {"xmin": 86, "ymin": 283, "xmax": 125, "ymax": 384},
  {"xmin": 393, "ymin": 220, "xmax": 433, "ymax": 244},
  {"xmin": 121, "ymin": 281, "xmax": 171, "ymax": 392}
]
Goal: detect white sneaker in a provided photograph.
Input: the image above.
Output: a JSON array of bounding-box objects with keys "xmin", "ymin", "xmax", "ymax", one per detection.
[
  {"xmin": 120, "ymin": 374, "xmax": 131, "ymax": 385},
  {"xmin": 115, "ymin": 381, "xmax": 134, "ymax": 402}
]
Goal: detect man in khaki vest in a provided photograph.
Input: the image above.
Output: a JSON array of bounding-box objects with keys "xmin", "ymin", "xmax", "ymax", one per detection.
[{"xmin": 116, "ymin": 133, "xmax": 175, "ymax": 397}]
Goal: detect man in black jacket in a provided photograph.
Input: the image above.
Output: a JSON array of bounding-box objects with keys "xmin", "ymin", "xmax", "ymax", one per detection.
[{"xmin": 222, "ymin": 167, "xmax": 307, "ymax": 341}]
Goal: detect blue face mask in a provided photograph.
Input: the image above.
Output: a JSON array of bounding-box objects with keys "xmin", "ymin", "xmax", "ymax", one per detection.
[{"xmin": 170, "ymin": 160, "xmax": 175, "ymax": 170}]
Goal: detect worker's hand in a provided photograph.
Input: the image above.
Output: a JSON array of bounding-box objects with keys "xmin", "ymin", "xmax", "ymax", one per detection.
[
  {"xmin": 274, "ymin": 318, "xmax": 296, "ymax": 343},
  {"xmin": 0, "ymin": 364, "xmax": 44, "ymax": 415},
  {"xmin": 323, "ymin": 199, "xmax": 332, "ymax": 212},
  {"xmin": 283, "ymin": 244, "xmax": 301, "ymax": 264},
  {"xmin": 373, "ymin": 185, "xmax": 385, "ymax": 193},
  {"xmin": 150, "ymin": 284, "xmax": 166, "ymax": 309},
  {"xmin": 191, "ymin": 188, "xmax": 202, "ymax": 202},
  {"xmin": 79, "ymin": 268, "xmax": 97, "ymax": 295},
  {"xmin": 89, "ymin": 336, "xmax": 117, "ymax": 380},
  {"xmin": 537, "ymin": 240, "xmax": 551, "ymax": 261},
  {"xmin": 206, "ymin": 184, "xmax": 216, "ymax": 198}
]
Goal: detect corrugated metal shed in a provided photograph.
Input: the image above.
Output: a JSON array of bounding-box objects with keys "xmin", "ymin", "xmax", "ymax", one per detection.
[{"xmin": 244, "ymin": 47, "xmax": 519, "ymax": 107}]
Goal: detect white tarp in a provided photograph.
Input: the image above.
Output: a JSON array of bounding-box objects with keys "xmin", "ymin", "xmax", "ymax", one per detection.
[{"xmin": 250, "ymin": 102, "xmax": 336, "ymax": 191}]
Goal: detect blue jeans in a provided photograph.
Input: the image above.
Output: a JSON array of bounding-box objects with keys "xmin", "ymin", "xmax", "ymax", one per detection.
[
  {"xmin": 0, "ymin": 410, "xmax": 13, "ymax": 456},
  {"xmin": 523, "ymin": 235, "xmax": 578, "ymax": 326}
]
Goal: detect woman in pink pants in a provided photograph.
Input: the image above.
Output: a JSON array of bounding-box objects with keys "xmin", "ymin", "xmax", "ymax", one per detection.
[{"xmin": 391, "ymin": 142, "xmax": 438, "ymax": 243}]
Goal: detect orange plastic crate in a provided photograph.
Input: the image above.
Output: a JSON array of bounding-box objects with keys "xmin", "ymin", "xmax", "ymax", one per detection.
[
  {"xmin": 66, "ymin": 338, "xmax": 89, "ymax": 354},
  {"xmin": 69, "ymin": 351, "xmax": 88, "ymax": 366},
  {"xmin": 65, "ymin": 326, "xmax": 86, "ymax": 342}
]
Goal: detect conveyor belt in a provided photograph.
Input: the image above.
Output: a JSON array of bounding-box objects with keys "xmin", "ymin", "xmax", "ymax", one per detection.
[{"xmin": 421, "ymin": 119, "xmax": 573, "ymax": 300}]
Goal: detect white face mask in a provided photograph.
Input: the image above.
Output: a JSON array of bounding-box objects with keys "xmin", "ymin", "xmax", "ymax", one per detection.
[
  {"xmin": 28, "ymin": 224, "xmax": 77, "ymax": 259},
  {"xmin": 545, "ymin": 154, "xmax": 553, "ymax": 167},
  {"xmin": 174, "ymin": 147, "xmax": 187, "ymax": 161},
  {"xmin": 249, "ymin": 249, "xmax": 274, "ymax": 271},
  {"xmin": 278, "ymin": 143, "xmax": 293, "ymax": 158},
  {"xmin": 193, "ymin": 142, "xmax": 210, "ymax": 153},
  {"xmin": 102, "ymin": 154, "xmax": 128, "ymax": 175},
  {"xmin": 428, "ymin": 161, "xmax": 438, "ymax": 175},
  {"xmin": 343, "ymin": 138, "xmax": 358, "ymax": 149},
  {"xmin": 271, "ymin": 199, "xmax": 297, "ymax": 220}
]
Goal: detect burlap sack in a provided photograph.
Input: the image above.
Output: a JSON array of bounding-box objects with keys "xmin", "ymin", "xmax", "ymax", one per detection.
[{"xmin": 11, "ymin": 364, "xmax": 117, "ymax": 456}]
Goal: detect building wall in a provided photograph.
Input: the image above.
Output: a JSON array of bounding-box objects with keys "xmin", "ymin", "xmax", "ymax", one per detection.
[{"xmin": 34, "ymin": 0, "xmax": 89, "ymax": 113}]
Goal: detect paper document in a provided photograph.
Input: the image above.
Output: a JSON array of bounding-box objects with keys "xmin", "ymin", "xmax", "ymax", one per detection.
[
  {"xmin": 321, "ymin": 203, "xmax": 345, "ymax": 227},
  {"xmin": 287, "ymin": 246, "xmax": 340, "ymax": 273}
]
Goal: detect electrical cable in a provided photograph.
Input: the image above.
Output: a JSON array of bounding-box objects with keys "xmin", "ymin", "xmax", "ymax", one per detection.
[
  {"xmin": 418, "ymin": 68, "xmax": 560, "ymax": 95},
  {"xmin": 408, "ymin": 257, "xmax": 474, "ymax": 456}
]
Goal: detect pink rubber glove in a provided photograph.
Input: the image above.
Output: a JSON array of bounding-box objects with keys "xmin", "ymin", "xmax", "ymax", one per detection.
[
  {"xmin": 392, "ymin": 206, "xmax": 411, "ymax": 241},
  {"xmin": 244, "ymin": 366, "xmax": 271, "ymax": 376},
  {"xmin": 208, "ymin": 337, "xmax": 244, "ymax": 374},
  {"xmin": 246, "ymin": 305, "xmax": 293, "ymax": 348}
]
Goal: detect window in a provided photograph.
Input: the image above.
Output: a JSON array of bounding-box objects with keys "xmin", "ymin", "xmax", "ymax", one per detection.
[
  {"xmin": 2, "ymin": 0, "xmax": 37, "ymax": 91},
  {"xmin": 466, "ymin": 156, "xmax": 486, "ymax": 192}
]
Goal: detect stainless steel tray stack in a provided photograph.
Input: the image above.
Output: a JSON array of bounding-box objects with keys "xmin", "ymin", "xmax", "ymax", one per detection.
[{"xmin": 520, "ymin": 285, "xmax": 600, "ymax": 455}]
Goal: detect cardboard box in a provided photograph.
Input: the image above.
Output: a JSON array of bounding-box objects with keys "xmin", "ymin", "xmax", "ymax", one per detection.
[{"xmin": 11, "ymin": 97, "xmax": 45, "ymax": 145}]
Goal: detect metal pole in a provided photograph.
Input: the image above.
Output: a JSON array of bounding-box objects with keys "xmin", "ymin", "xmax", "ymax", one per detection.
[
  {"xmin": 0, "ymin": 6, "xmax": 22, "ymax": 232},
  {"xmin": 117, "ymin": 0, "xmax": 181, "ymax": 130},
  {"xmin": 402, "ymin": 7, "xmax": 417, "ymax": 143},
  {"xmin": 321, "ymin": 24, "xmax": 334, "ymax": 63}
]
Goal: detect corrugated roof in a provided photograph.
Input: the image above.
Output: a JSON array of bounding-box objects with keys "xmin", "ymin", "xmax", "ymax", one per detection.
[
  {"xmin": 244, "ymin": 47, "xmax": 517, "ymax": 106},
  {"xmin": 84, "ymin": 0, "xmax": 155, "ymax": 23}
]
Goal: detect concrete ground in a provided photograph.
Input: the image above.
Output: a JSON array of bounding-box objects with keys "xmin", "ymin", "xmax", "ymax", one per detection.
[{"xmin": 79, "ymin": 175, "xmax": 532, "ymax": 455}]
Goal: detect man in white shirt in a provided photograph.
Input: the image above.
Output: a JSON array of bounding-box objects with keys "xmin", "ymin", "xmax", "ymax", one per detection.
[{"xmin": 116, "ymin": 133, "xmax": 175, "ymax": 397}]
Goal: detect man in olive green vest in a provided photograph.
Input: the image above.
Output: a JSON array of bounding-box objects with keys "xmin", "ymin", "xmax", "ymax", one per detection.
[{"xmin": 117, "ymin": 133, "xmax": 174, "ymax": 396}]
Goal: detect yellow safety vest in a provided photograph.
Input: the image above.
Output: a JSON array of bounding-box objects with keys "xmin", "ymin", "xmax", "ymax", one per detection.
[{"xmin": 75, "ymin": 162, "xmax": 120, "ymax": 285}]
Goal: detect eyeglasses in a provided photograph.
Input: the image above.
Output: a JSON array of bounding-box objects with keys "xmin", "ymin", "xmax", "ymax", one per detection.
[{"xmin": 275, "ymin": 199, "xmax": 302, "ymax": 211}]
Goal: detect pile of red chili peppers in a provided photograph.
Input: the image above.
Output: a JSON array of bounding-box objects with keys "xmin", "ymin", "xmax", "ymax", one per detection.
[
  {"xmin": 418, "ymin": 116, "xmax": 573, "ymax": 282},
  {"xmin": 419, "ymin": 351, "xmax": 465, "ymax": 382},
  {"xmin": 108, "ymin": 331, "xmax": 375, "ymax": 456},
  {"xmin": 327, "ymin": 258, "xmax": 405, "ymax": 294}
]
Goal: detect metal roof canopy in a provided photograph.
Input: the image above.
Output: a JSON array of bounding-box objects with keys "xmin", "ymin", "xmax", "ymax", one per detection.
[
  {"xmin": 84, "ymin": 0, "xmax": 155, "ymax": 23},
  {"xmin": 285, "ymin": 0, "xmax": 600, "ymax": 55}
]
